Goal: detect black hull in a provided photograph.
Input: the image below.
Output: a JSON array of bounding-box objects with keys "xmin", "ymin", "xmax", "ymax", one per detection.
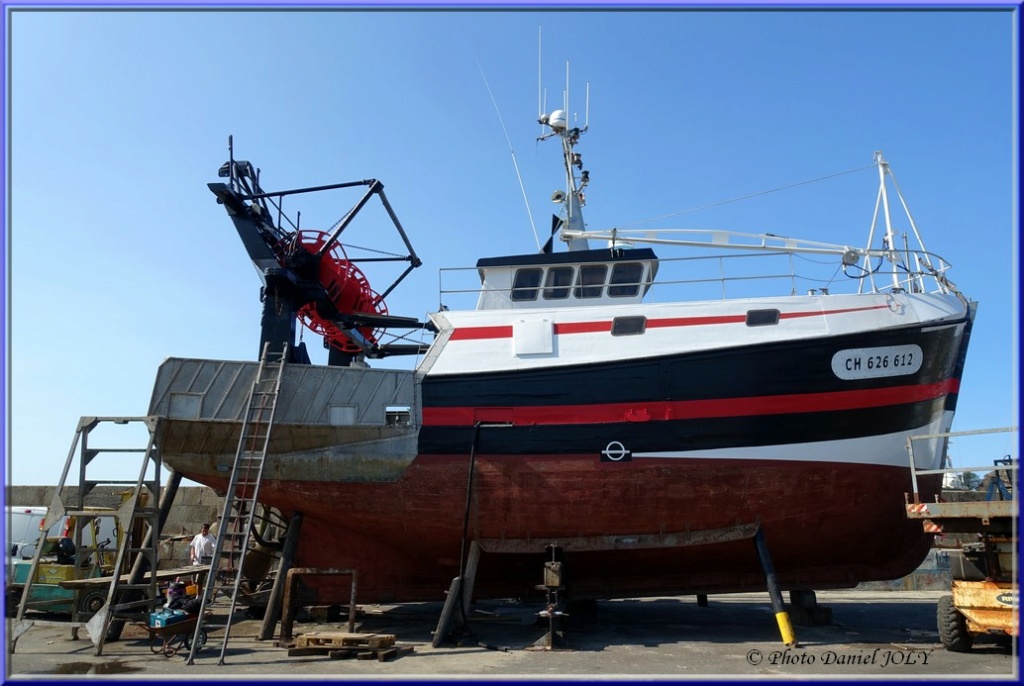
[{"xmin": 420, "ymin": 319, "xmax": 968, "ymax": 455}]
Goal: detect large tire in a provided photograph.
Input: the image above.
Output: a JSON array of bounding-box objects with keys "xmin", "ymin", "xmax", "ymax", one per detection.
[
  {"xmin": 937, "ymin": 594, "xmax": 973, "ymax": 652},
  {"xmin": 104, "ymin": 618, "xmax": 126, "ymax": 643},
  {"xmin": 6, "ymin": 588, "xmax": 23, "ymax": 618},
  {"xmin": 78, "ymin": 590, "xmax": 107, "ymax": 616}
]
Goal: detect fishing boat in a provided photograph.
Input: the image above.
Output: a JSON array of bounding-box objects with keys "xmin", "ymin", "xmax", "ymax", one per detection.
[{"xmin": 149, "ymin": 92, "xmax": 975, "ymax": 606}]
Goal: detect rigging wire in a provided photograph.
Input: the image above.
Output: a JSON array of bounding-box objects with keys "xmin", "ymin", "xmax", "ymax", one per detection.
[
  {"xmin": 332, "ymin": 241, "xmax": 406, "ymax": 259},
  {"xmin": 617, "ymin": 163, "xmax": 877, "ymax": 229},
  {"xmin": 475, "ymin": 56, "xmax": 542, "ymax": 251}
]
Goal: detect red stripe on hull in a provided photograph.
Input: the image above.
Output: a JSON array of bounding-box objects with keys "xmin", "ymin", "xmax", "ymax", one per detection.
[
  {"xmin": 449, "ymin": 325, "xmax": 512, "ymax": 341},
  {"xmin": 421, "ymin": 379, "xmax": 960, "ymax": 426},
  {"xmin": 447, "ymin": 304, "xmax": 891, "ymax": 341},
  {"xmin": 186, "ymin": 455, "xmax": 940, "ymax": 604}
]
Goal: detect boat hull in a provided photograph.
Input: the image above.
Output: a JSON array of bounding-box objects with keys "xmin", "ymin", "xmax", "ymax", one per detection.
[
  {"xmin": 151, "ymin": 300, "xmax": 972, "ymax": 603},
  {"xmin": 170, "ymin": 454, "xmax": 941, "ymax": 603}
]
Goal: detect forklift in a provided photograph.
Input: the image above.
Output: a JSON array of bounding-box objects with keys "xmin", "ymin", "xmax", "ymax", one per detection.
[
  {"xmin": 905, "ymin": 428, "xmax": 1017, "ymax": 652},
  {"xmin": 6, "ymin": 511, "xmax": 120, "ymax": 617}
]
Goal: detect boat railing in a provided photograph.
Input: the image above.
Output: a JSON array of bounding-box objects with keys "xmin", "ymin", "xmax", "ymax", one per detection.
[
  {"xmin": 151, "ymin": 358, "xmax": 417, "ymax": 428},
  {"xmin": 905, "ymin": 426, "xmax": 1019, "ymax": 506},
  {"xmin": 438, "ymin": 246, "xmax": 958, "ymax": 311}
]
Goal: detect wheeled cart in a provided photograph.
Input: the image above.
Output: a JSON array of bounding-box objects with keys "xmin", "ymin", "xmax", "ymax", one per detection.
[{"xmin": 137, "ymin": 614, "xmax": 207, "ymax": 657}]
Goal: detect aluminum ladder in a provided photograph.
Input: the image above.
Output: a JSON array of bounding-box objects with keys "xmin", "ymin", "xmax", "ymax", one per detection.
[
  {"xmin": 186, "ymin": 343, "xmax": 287, "ymax": 665},
  {"xmin": 10, "ymin": 416, "xmax": 162, "ymax": 656}
]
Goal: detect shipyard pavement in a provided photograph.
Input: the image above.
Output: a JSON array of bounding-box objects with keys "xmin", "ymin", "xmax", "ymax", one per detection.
[{"xmin": 4, "ymin": 590, "xmax": 1017, "ymax": 680}]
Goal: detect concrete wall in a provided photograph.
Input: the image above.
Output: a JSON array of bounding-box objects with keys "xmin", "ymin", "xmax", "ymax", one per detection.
[{"xmin": 6, "ymin": 485, "xmax": 224, "ymax": 569}]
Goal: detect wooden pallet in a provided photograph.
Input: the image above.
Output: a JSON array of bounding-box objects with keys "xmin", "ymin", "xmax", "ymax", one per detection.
[
  {"xmin": 294, "ymin": 631, "xmax": 395, "ymax": 649},
  {"xmin": 285, "ymin": 631, "xmax": 412, "ymax": 661}
]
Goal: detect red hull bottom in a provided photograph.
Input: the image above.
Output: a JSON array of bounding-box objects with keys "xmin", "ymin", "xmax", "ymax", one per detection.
[{"xmin": 188, "ymin": 455, "xmax": 939, "ymax": 604}]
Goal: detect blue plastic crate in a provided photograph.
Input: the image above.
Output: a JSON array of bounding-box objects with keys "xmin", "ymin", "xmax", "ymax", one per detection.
[{"xmin": 149, "ymin": 609, "xmax": 188, "ymax": 628}]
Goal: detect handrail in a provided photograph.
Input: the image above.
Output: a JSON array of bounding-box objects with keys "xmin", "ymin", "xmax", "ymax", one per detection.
[
  {"xmin": 906, "ymin": 426, "xmax": 1018, "ymax": 504},
  {"xmin": 439, "ymin": 248, "xmax": 957, "ymax": 311}
]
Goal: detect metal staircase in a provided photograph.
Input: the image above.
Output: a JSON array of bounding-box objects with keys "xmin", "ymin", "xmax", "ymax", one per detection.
[
  {"xmin": 186, "ymin": 343, "xmax": 287, "ymax": 665},
  {"xmin": 10, "ymin": 416, "xmax": 162, "ymax": 656}
]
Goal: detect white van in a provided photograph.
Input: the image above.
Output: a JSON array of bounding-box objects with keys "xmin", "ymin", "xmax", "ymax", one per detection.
[
  {"xmin": 7, "ymin": 506, "xmax": 52, "ymax": 562},
  {"xmin": 6, "ymin": 506, "xmax": 118, "ymax": 566}
]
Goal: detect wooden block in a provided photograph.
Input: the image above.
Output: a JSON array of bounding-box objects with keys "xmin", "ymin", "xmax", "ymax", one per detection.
[
  {"xmin": 356, "ymin": 650, "xmax": 375, "ymax": 660},
  {"xmin": 328, "ymin": 649, "xmax": 356, "ymax": 660},
  {"xmin": 377, "ymin": 647, "xmax": 398, "ymax": 662},
  {"xmin": 287, "ymin": 647, "xmax": 330, "ymax": 657}
]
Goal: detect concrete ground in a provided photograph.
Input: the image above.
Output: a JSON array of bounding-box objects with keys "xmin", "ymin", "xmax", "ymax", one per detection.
[{"xmin": 3, "ymin": 590, "xmax": 1018, "ymax": 680}]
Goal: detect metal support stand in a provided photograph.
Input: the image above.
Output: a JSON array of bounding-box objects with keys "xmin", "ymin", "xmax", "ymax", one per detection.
[
  {"xmin": 258, "ymin": 511, "xmax": 303, "ymax": 641},
  {"xmin": 461, "ymin": 541, "xmax": 481, "ymax": 615},
  {"xmin": 753, "ymin": 528, "xmax": 798, "ymax": 647},
  {"xmin": 278, "ymin": 568, "xmax": 357, "ymax": 643},
  {"xmin": 530, "ymin": 545, "xmax": 570, "ymax": 651},
  {"xmin": 431, "ymin": 541, "xmax": 482, "ymax": 648},
  {"xmin": 432, "ymin": 421, "xmax": 509, "ymax": 648},
  {"xmin": 156, "ymin": 470, "xmax": 184, "ymax": 536},
  {"xmin": 432, "ymin": 577, "xmax": 463, "ymax": 648}
]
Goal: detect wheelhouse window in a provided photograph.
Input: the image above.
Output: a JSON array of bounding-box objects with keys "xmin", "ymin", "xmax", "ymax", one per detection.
[
  {"xmin": 608, "ymin": 262, "xmax": 645, "ymax": 297},
  {"xmin": 511, "ymin": 268, "xmax": 543, "ymax": 301},
  {"xmin": 574, "ymin": 264, "xmax": 608, "ymax": 299},
  {"xmin": 543, "ymin": 266, "xmax": 574, "ymax": 300}
]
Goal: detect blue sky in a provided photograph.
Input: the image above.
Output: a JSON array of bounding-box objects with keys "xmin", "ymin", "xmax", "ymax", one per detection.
[{"xmin": 3, "ymin": 5, "xmax": 1019, "ymax": 486}]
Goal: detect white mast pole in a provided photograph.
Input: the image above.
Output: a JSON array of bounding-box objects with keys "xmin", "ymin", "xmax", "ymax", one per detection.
[
  {"xmin": 537, "ymin": 26, "xmax": 543, "ymax": 121},
  {"xmin": 875, "ymin": 152, "xmax": 900, "ymax": 289},
  {"xmin": 585, "ymin": 82, "xmax": 590, "ymax": 131}
]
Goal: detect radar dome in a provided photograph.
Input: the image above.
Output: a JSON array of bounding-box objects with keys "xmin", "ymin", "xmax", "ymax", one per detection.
[{"xmin": 548, "ymin": 110, "xmax": 567, "ymax": 131}]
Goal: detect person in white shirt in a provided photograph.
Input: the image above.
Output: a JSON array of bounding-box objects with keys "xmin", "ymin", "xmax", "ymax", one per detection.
[{"xmin": 189, "ymin": 522, "xmax": 216, "ymax": 566}]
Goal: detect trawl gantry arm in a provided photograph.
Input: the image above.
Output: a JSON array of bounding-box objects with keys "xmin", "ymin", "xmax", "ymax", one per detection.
[{"xmin": 209, "ymin": 138, "xmax": 431, "ymax": 366}]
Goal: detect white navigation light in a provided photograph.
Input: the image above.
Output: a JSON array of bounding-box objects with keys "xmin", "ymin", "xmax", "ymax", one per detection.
[{"xmin": 548, "ymin": 109, "xmax": 567, "ymax": 131}]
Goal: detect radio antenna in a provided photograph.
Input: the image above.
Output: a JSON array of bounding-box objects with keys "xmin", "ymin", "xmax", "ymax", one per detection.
[
  {"xmin": 475, "ymin": 56, "xmax": 540, "ymax": 251},
  {"xmin": 585, "ymin": 81, "xmax": 590, "ymax": 130},
  {"xmin": 565, "ymin": 61, "xmax": 570, "ymax": 117},
  {"xmin": 537, "ymin": 25, "xmax": 543, "ymax": 121},
  {"xmin": 537, "ymin": 26, "xmax": 547, "ymax": 140}
]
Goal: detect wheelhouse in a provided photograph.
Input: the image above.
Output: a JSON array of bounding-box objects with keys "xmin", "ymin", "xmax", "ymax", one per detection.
[{"xmin": 474, "ymin": 247, "xmax": 659, "ymax": 310}]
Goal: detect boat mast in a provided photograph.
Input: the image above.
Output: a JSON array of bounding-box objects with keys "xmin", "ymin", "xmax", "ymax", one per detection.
[
  {"xmin": 538, "ymin": 62, "xmax": 591, "ymax": 252},
  {"xmin": 865, "ymin": 151, "xmax": 933, "ymax": 294}
]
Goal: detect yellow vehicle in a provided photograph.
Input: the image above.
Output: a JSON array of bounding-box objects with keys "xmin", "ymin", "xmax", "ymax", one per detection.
[
  {"xmin": 5, "ymin": 509, "xmax": 120, "ymax": 617},
  {"xmin": 906, "ymin": 429, "xmax": 1017, "ymax": 652}
]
